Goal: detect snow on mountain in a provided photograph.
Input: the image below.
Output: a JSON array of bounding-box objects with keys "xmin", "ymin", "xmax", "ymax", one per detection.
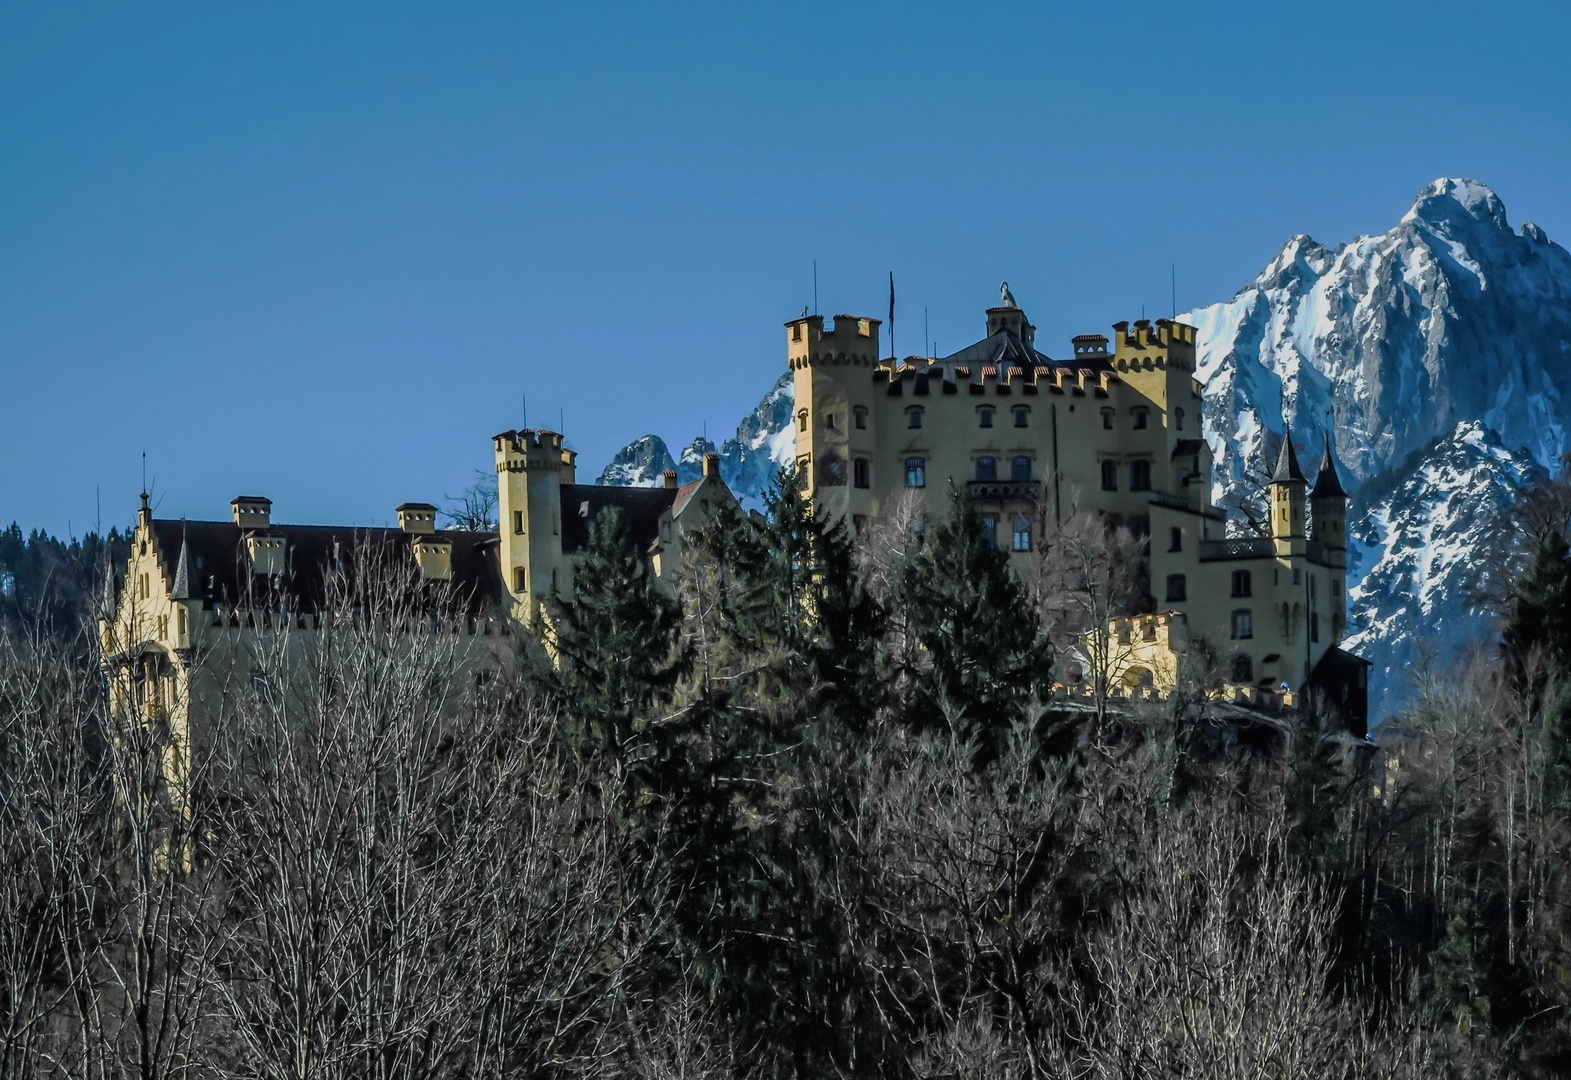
[
  {"xmin": 1342, "ymin": 422, "xmax": 1542, "ymax": 719},
  {"xmin": 596, "ymin": 373, "xmax": 796, "ymax": 507},
  {"xmin": 1188, "ymin": 178, "xmax": 1571, "ymax": 720}
]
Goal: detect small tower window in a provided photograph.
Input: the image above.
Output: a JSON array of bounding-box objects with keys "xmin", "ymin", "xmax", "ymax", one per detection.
[
  {"xmin": 1101, "ymin": 461, "xmax": 1118, "ymax": 491},
  {"xmin": 1012, "ymin": 515, "xmax": 1031, "ymax": 552},
  {"xmin": 1166, "ymin": 574, "xmax": 1187, "ymax": 602},
  {"xmin": 976, "ymin": 457, "xmax": 997, "ymax": 482},
  {"xmin": 513, "ymin": 567, "xmax": 526, "ymax": 592},
  {"xmin": 854, "ymin": 457, "xmax": 870, "ymax": 489},
  {"xmin": 1130, "ymin": 460, "xmax": 1151, "ymax": 490},
  {"xmin": 792, "ymin": 323, "xmax": 803, "ymax": 341},
  {"xmin": 1101, "ymin": 408, "xmax": 1114, "ymax": 430},
  {"xmin": 1133, "ymin": 408, "xmax": 1149, "ymax": 430},
  {"xmin": 1231, "ymin": 609, "xmax": 1253, "ymax": 639},
  {"xmin": 513, "ymin": 510, "xmax": 524, "ymax": 535},
  {"xmin": 1169, "ymin": 527, "xmax": 1182, "ymax": 552},
  {"xmin": 907, "ymin": 407, "xmax": 923, "ymax": 429},
  {"xmin": 854, "ymin": 406, "xmax": 868, "ymax": 430},
  {"xmin": 978, "ymin": 406, "xmax": 994, "ymax": 428},
  {"xmin": 1175, "ymin": 407, "xmax": 1185, "ymax": 431},
  {"xmin": 905, "ymin": 457, "xmax": 926, "ymax": 488},
  {"xmin": 1231, "ymin": 570, "xmax": 1252, "ymax": 597},
  {"xmin": 797, "ymin": 410, "xmax": 809, "ymax": 432},
  {"xmin": 1011, "ymin": 456, "xmax": 1030, "ymax": 482},
  {"xmin": 1013, "ymin": 406, "xmax": 1029, "ymax": 428}
]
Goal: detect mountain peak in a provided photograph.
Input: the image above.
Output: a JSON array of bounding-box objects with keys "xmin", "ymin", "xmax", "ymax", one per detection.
[{"xmin": 1402, "ymin": 177, "xmax": 1509, "ymax": 232}]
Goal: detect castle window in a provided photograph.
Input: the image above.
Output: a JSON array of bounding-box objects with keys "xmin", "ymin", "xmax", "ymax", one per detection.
[
  {"xmin": 1133, "ymin": 408, "xmax": 1149, "ymax": 430},
  {"xmin": 981, "ymin": 515, "xmax": 998, "ymax": 548},
  {"xmin": 1166, "ymin": 574, "xmax": 1186, "ymax": 602},
  {"xmin": 1169, "ymin": 526, "xmax": 1182, "ymax": 552},
  {"xmin": 905, "ymin": 458, "xmax": 926, "ymax": 488},
  {"xmin": 1232, "ymin": 654, "xmax": 1253, "ymax": 684},
  {"xmin": 792, "ymin": 323, "xmax": 802, "ymax": 341},
  {"xmin": 907, "ymin": 407, "xmax": 923, "ymax": 429},
  {"xmin": 1011, "ymin": 456, "xmax": 1031, "ymax": 482},
  {"xmin": 1231, "ymin": 609, "xmax": 1253, "ymax": 639},
  {"xmin": 513, "ymin": 567, "xmax": 527, "ymax": 592},
  {"xmin": 825, "ymin": 413, "xmax": 836, "ymax": 430},
  {"xmin": 797, "ymin": 410, "xmax": 809, "ymax": 432},
  {"xmin": 854, "ymin": 406, "xmax": 867, "ymax": 429},
  {"xmin": 976, "ymin": 457, "xmax": 997, "ymax": 482},
  {"xmin": 1331, "ymin": 579, "xmax": 1341, "ymax": 598},
  {"xmin": 978, "ymin": 406, "xmax": 994, "ymax": 428},
  {"xmin": 1175, "ymin": 407, "xmax": 1185, "ymax": 431},
  {"xmin": 1293, "ymin": 568, "xmax": 1301, "ymax": 585},
  {"xmin": 1130, "ymin": 460, "xmax": 1151, "ymax": 490},
  {"xmin": 1232, "ymin": 570, "xmax": 1252, "ymax": 597},
  {"xmin": 1101, "ymin": 408, "xmax": 1114, "ymax": 430},
  {"xmin": 854, "ymin": 457, "xmax": 870, "ymax": 489},
  {"xmin": 513, "ymin": 510, "xmax": 523, "ymax": 535},
  {"xmin": 1012, "ymin": 515, "xmax": 1031, "ymax": 552},
  {"xmin": 1101, "ymin": 461, "xmax": 1118, "ymax": 491},
  {"xmin": 1014, "ymin": 406, "xmax": 1029, "ymax": 428}
]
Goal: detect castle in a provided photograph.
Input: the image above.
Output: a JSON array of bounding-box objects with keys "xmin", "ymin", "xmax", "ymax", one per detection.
[
  {"xmin": 103, "ymin": 286, "xmax": 1368, "ymax": 752},
  {"xmin": 788, "ymin": 293, "xmax": 1367, "ymax": 729}
]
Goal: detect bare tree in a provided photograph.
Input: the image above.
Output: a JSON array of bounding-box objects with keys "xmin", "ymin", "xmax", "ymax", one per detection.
[{"xmin": 442, "ymin": 469, "xmax": 498, "ymax": 533}]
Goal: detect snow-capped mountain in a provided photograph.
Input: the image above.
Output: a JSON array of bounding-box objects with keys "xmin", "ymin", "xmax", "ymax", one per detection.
[
  {"xmin": 595, "ymin": 373, "xmax": 795, "ymax": 507},
  {"xmin": 595, "ymin": 179, "xmax": 1571, "ymax": 721},
  {"xmin": 1342, "ymin": 422, "xmax": 1543, "ymax": 716}
]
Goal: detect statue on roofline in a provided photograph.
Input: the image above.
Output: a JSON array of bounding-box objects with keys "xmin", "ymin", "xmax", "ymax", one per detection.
[{"xmin": 1000, "ymin": 281, "xmax": 1017, "ymax": 308}]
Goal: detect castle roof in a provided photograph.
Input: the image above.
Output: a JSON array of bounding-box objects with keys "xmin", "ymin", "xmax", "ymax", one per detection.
[
  {"xmin": 1311, "ymin": 433, "xmax": 1348, "ymax": 499},
  {"xmin": 146, "ymin": 518, "xmax": 507, "ymax": 616},
  {"xmin": 926, "ymin": 322, "xmax": 1068, "ymax": 376},
  {"xmin": 1271, "ymin": 432, "xmax": 1306, "ymax": 483},
  {"xmin": 560, "ymin": 484, "xmax": 679, "ymax": 554}
]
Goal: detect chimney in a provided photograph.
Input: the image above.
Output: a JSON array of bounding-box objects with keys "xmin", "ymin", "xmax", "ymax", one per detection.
[
  {"xmin": 702, "ymin": 452, "xmax": 719, "ymax": 478},
  {"xmin": 231, "ymin": 496, "xmax": 272, "ymax": 530},
  {"xmin": 662, "ymin": 470, "xmax": 679, "ymax": 489},
  {"xmin": 396, "ymin": 503, "xmax": 438, "ymax": 534}
]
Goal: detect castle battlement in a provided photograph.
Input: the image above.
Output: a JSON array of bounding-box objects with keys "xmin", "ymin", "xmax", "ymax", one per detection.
[{"xmin": 786, "ymin": 313, "xmax": 881, "ymax": 368}]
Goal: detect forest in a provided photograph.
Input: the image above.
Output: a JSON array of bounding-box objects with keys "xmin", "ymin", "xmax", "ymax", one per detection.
[{"xmin": 2, "ymin": 472, "xmax": 1570, "ymax": 1079}]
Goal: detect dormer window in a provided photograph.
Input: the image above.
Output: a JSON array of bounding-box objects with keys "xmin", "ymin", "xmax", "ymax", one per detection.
[{"xmin": 978, "ymin": 406, "xmax": 995, "ymax": 428}]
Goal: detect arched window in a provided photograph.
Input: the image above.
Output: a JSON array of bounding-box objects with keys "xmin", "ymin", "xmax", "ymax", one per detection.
[
  {"xmin": 1130, "ymin": 460, "xmax": 1151, "ymax": 490},
  {"xmin": 905, "ymin": 457, "xmax": 926, "ymax": 487},
  {"xmin": 1231, "ymin": 609, "xmax": 1253, "ymax": 639},
  {"xmin": 1231, "ymin": 654, "xmax": 1254, "ymax": 683},
  {"xmin": 797, "ymin": 409, "xmax": 809, "ymax": 432},
  {"xmin": 976, "ymin": 457, "xmax": 997, "ymax": 481},
  {"xmin": 1012, "ymin": 515, "xmax": 1031, "ymax": 551},
  {"xmin": 1011, "ymin": 456, "xmax": 1031, "ymax": 481},
  {"xmin": 854, "ymin": 406, "xmax": 868, "ymax": 430},
  {"xmin": 1166, "ymin": 574, "xmax": 1186, "ymax": 601}
]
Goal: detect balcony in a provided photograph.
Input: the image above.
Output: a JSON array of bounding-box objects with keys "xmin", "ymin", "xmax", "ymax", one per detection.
[{"xmin": 967, "ymin": 480, "xmax": 1042, "ymax": 502}]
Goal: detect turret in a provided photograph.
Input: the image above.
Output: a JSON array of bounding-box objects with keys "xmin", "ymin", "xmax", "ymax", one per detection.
[
  {"xmin": 1270, "ymin": 433, "xmax": 1307, "ymax": 556},
  {"xmin": 787, "ymin": 312, "xmax": 880, "ymax": 523},
  {"xmin": 493, "ymin": 428, "xmax": 567, "ymax": 615},
  {"xmin": 1311, "ymin": 433, "xmax": 1349, "ymax": 639},
  {"xmin": 167, "ymin": 527, "xmax": 195, "ymax": 649}
]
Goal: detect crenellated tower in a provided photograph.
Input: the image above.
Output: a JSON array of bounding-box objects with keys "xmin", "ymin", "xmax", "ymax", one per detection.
[
  {"xmin": 494, "ymin": 428, "xmax": 572, "ymax": 615},
  {"xmin": 787, "ymin": 312, "xmax": 881, "ymax": 523}
]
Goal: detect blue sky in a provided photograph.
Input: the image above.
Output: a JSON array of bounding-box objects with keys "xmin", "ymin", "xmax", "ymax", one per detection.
[{"xmin": 3, "ymin": 0, "xmax": 1568, "ymax": 536}]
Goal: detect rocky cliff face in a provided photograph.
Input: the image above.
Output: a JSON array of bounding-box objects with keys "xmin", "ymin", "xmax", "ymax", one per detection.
[{"xmin": 595, "ymin": 180, "xmax": 1571, "ymax": 721}]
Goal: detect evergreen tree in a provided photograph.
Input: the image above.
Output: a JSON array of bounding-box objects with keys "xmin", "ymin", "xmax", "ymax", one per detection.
[
  {"xmin": 1423, "ymin": 898, "xmax": 1495, "ymax": 1037},
  {"xmin": 1283, "ymin": 707, "xmax": 1346, "ymax": 873},
  {"xmin": 1503, "ymin": 526, "xmax": 1571, "ymax": 684},
  {"xmin": 534, "ymin": 505, "xmax": 687, "ymax": 773},
  {"xmin": 897, "ymin": 484, "xmax": 1053, "ymax": 758}
]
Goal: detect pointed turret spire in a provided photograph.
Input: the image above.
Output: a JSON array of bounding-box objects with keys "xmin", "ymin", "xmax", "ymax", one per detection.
[
  {"xmin": 1311, "ymin": 432, "xmax": 1347, "ymax": 499},
  {"xmin": 169, "ymin": 524, "xmax": 193, "ymax": 601},
  {"xmin": 1271, "ymin": 431, "xmax": 1305, "ymax": 483}
]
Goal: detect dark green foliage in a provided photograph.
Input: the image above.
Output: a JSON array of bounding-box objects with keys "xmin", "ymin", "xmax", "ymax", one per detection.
[
  {"xmin": 0, "ymin": 522, "xmax": 129, "ymax": 646},
  {"xmin": 1503, "ymin": 527, "xmax": 1571, "ymax": 685},
  {"xmin": 1284, "ymin": 707, "xmax": 1347, "ymax": 872},
  {"xmin": 896, "ymin": 484, "xmax": 1053, "ymax": 757}
]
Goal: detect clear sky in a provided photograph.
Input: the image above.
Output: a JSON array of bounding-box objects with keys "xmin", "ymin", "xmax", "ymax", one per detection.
[{"xmin": 3, "ymin": 0, "xmax": 1568, "ymax": 536}]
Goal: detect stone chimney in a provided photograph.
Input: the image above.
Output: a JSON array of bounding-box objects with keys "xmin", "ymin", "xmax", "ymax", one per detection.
[
  {"xmin": 702, "ymin": 452, "xmax": 719, "ymax": 478},
  {"xmin": 396, "ymin": 502, "xmax": 438, "ymax": 534},
  {"xmin": 232, "ymin": 496, "xmax": 271, "ymax": 530},
  {"xmin": 663, "ymin": 470, "xmax": 679, "ymax": 489}
]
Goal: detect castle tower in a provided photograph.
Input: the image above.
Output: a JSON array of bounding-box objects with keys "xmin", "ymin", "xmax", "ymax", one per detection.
[
  {"xmin": 1270, "ymin": 433, "xmax": 1307, "ymax": 557},
  {"xmin": 1311, "ymin": 432, "xmax": 1349, "ymax": 638},
  {"xmin": 787, "ymin": 312, "xmax": 881, "ymax": 524},
  {"xmin": 494, "ymin": 428, "xmax": 567, "ymax": 616},
  {"xmin": 1110, "ymin": 319, "xmax": 1203, "ymax": 441}
]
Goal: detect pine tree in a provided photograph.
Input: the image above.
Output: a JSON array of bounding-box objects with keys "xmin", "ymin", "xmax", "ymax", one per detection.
[
  {"xmin": 1503, "ymin": 527, "xmax": 1571, "ymax": 684},
  {"xmin": 534, "ymin": 505, "xmax": 687, "ymax": 773},
  {"xmin": 897, "ymin": 484, "xmax": 1053, "ymax": 758},
  {"xmin": 1284, "ymin": 707, "xmax": 1346, "ymax": 873}
]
